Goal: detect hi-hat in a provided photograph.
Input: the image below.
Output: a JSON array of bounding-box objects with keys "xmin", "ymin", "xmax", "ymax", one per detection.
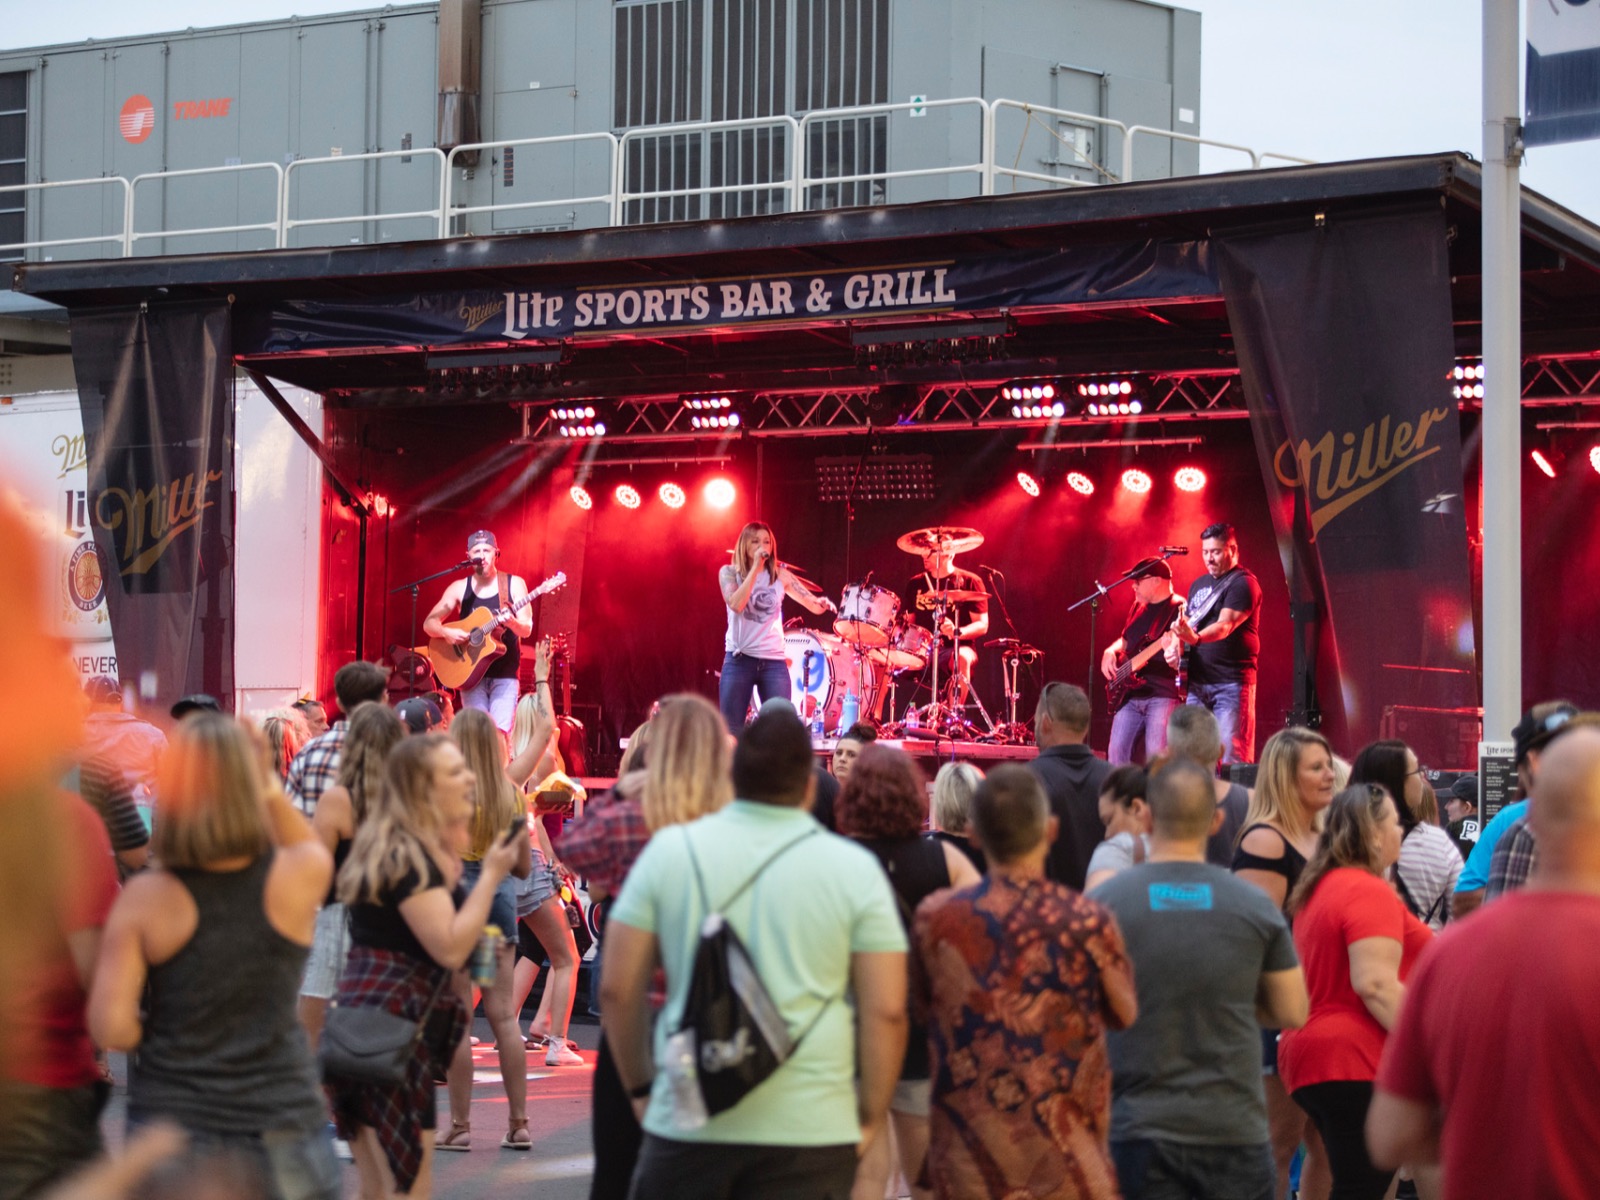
[{"xmin": 896, "ymin": 525, "xmax": 984, "ymax": 556}]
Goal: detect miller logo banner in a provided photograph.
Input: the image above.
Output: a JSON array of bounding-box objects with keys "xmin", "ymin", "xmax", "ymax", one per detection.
[
  {"xmin": 70, "ymin": 302, "xmax": 236, "ymax": 711},
  {"xmin": 1217, "ymin": 207, "xmax": 1478, "ymax": 750}
]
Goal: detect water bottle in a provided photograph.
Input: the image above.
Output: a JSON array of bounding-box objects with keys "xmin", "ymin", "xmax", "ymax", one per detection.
[
  {"xmin": 810, "ymin": 704, "xmax": 826, "ymax": 741},
  {"xmin": 662, "ymin": 1028, "xmax": 709, "ymax": 1131},
  {"xmin": 471, "ymin": 925, "xmax": 501, "ymax": 987},
  {"xmin": 837, "ymin": 690, "xmax": 859, "ymax": 735},
  {"xmin": 904, "ymin": 703, "xmax": 921, "ymax": 732}
]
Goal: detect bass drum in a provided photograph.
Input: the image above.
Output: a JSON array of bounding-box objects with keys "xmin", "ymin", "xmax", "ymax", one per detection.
[
  {"xmin": 786, "ymin": 630, "xmax": 876, "ymax": 732},
  {"xmin": 834, "ymin": 584, "xmax": 900, "ymax": 647}
]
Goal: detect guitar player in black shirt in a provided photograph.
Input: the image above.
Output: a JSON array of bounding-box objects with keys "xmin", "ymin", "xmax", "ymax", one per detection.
[
  {"xmin": 1100, "ymin": 557, "xmax": 1185, "ymax": 765},
  {"xmin": 1168, "ymin": 522, "xmax": 1263, "ymax": 765}
]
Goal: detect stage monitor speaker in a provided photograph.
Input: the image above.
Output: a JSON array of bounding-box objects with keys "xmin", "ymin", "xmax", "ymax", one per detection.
[
  {"xmin": 1379, "ymin": 705, "xmax": 1483, "ymax": 772},
  {"xmin": 1227, "ymin": 763, "xmax": 1259, "ymax": 788}
]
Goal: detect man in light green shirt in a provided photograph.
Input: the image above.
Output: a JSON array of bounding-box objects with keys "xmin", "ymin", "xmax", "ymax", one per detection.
[{"xmin": 602, "ymin": 707, "xmax": 908, "ymax": 1199}]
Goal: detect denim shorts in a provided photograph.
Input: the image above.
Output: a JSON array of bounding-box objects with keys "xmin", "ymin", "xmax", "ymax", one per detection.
[
  {"xmin": 461, "ymin": 859, "xmax": 518, "ymax": 934},
  {"xmin": 131, "ymin": 1122, "xmax": 341, "ymax": 1200},
  {"xmin": 514, "ymin": 854, "xmax": 561, "ymax": 920}
]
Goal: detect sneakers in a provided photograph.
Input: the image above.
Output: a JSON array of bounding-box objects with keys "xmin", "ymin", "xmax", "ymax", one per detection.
[{"xmin": 544, "ymin": 1038, "xmax": 584, "ymax": 1067}]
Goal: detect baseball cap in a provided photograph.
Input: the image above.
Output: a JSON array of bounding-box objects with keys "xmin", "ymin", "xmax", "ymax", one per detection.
[
  {"xmin": 84, "ymin": 675, "xmax": 122, "ymax": 705},
  {"xmin": 1448, "ymin": 775, "xmax": 1479, "ymax": 807},
  {"xmin": 1511, "ymin": 703, "xmax": 1579, "ymax": 765},
  {"xmin": 467, "ymin": 530, "xmax": 498, "ymax": 553},
  {"xmin": 395, "ymin": 696, "xmax": 443, "ymax": 734},
  {"xmin": 171, "ymin": 694, "xmax": 222, "ymax": 720},
  {"xmin": 1128, "ymin": 557, "xmax": 1173, "ymax": 581}
]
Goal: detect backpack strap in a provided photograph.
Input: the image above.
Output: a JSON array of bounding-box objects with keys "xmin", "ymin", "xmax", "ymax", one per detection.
[{"xmin": 683, "ymin": 826, "xmax": 819, "ymax": 916}]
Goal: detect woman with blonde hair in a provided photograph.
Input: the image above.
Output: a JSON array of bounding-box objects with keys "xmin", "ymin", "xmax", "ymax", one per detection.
[
  {"xmin": 1231, "ymin": 726, "xmax": 1338, "ymax": 1200},
  {"xmin": 929, "ymin": 761, "xmax": 986, "ymax": 872},
  {"xmin": 299, "ymin": 701, "xmax": 407, "ymax": 1050},
  {"xmin": 558, "ymin": 693, "xmax": 733, "ymax": 1200},
  {"xmin": 716, "ymin": 520, "xmax": 837, "ymax": 732},
  {"xmin": 327, "ymin": 733, "xmax": 518, "ymax": 1199},
  {"xmin": 89, "ymin": 713, "xmax": 339, "ymax": 1199},
  {"xmin": 1280, "ymin": 784, "xmax": 1432, "ymax": 1200}
]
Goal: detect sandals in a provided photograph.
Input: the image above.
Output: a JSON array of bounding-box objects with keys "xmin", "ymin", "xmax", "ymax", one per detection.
[
  {"xmin": 501, "ymin": 1118, "xmax": 532, "ymax": 1151},
  {"xmin": 436, "ymin": 1120, "xmax": 472, "ymax": 1152}
]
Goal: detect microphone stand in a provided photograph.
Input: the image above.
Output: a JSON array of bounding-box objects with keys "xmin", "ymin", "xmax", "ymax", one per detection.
[
  {"xmin": 1066, "ymin": 548, "xmax": 1187, "ymax": 696},
  {"xmin": 391, "ymin": 560, "xmax": 474, "ymax": 699}
]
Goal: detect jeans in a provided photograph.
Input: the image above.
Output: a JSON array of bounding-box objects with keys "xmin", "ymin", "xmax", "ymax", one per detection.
[
  {"xmin": 461, "ymin": 674, "xmax": 518, "ymax": 732},
  {"xmin": 1111, "ymin": 1138, "xmax": 1274, "ymax": 1200},
  {"xmin": 718, "ymin": 652, "xmax": 791, "ymax": 733},
  {"xmin": 1108, "ymin": 695, "xmax": 1179, "ymax": 765},
  {"xmin": 131, "ymin": 1123, "xmax": 341, "ymax": 1200},
  {"xmin": 1185, "ymin": 680, "xmax": 1257, "ymax": 765}
]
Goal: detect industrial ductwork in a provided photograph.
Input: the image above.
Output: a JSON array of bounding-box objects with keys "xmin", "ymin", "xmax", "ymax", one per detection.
[{"xmin": 437, "ymin": 0, "xmax": 482, "ymax": 165}]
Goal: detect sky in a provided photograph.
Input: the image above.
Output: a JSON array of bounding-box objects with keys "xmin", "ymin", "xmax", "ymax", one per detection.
[{"xmin": 4, "ymin": 0, "xmax": 1596, "ymax": 223}]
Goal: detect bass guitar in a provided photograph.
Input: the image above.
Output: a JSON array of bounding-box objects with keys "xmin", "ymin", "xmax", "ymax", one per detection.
[
  {"xmin": 424, "ymin": 571, "xmax": 567, "ymax": 690},
  {"xmin": 1105, "ymin": 618, "xmax": 1179, "ymax": 714}
]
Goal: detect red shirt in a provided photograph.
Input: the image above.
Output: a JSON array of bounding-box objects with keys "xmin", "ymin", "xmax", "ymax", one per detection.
[
  {"xmin": 3, "ymin": 790, "xmax": 120, "ymax": 1088},
  {"xmin": 1378, "ymin": 891, "xmax": 1600, "ymax": 1199},
  {"xmin": 1278, "ymin": 867, "xmax": 1431, "ymax": 1092}
]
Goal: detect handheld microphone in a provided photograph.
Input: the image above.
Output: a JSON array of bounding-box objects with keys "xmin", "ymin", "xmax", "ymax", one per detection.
[{"xmin": 1159, "ymin": 546, "xmax": 1190, "ymax": 556}]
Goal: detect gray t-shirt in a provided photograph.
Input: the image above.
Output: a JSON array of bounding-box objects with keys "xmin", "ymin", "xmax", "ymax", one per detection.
[
  {"xmin": 719, "ymin": 564, "xmax": 786, "ymax": 658},
  {"xmin": 1090, "ymin": 860, "xmax": 1297, "ymax": 1145}
]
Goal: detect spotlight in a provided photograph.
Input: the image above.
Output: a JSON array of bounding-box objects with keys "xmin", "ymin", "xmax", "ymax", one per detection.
[
  {"xmin": 1121, "ymin": 468, "xmax": 1153, "ymax": 494},
  {"xmin": 1591, "ymin": 446, "xmax": 1600, "ymax": 476},
  {"xmin": 704, "ymin": 477, "xmax": 737, "ymax": 509},
  {"xmin": 1174, "ymin": 466, "xmax": 1207, "ymax": 493},
  {"xmin": 615, "ymin": 484, "xmax": 642, "ymax": 509},
  {"xmin": 1531, "ymin": 449, "xmax": 1557, "ymax": 479},
  {"xmin": 659, "ymin": 482, "xmax": 686, "ymax": 508},
  {"xmin": 1066, "ymin": 471, "xmax": 1095, "ymax": 496},
  {"xmin": 569, "ymin": 485, "xmax": 593, "ymax": 510},
  {"xmin": 1016, "ymin": 471, "xmax": 1040, "ymax": 497}
]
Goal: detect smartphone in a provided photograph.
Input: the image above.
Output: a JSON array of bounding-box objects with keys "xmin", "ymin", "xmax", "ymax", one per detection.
[{"xmin": 501, "ymin": 815, "xmax": 525, "ymax": 846}]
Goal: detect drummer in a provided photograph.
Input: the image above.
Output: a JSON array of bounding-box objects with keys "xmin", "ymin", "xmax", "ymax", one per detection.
[
  {"xmin": 901, "ymin": 529, "xmax": 989, "ymax": 706},
  {"xmin": 718, "ymin": 520, "xmax": 837, "ymax": 733}
]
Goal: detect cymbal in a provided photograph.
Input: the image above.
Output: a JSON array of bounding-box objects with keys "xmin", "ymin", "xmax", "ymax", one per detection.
[
  {"xmin": 985, "ymin": 637, "xmax": 1042, "ymax": 659},
  {"xmin": 896, "ymin": 525, "xmax": 984, "ymax": 556},
  {"xmin": 723, "ymin": 550, "xmax": 819, "ymax": 590}
]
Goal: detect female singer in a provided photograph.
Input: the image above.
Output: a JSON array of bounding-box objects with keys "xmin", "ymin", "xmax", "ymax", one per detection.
[{"xmin": 717, "ymin": 520, "xmax": 835, "ymax": 732}]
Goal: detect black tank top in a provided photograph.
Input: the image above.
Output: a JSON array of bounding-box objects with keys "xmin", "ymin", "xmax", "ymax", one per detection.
[
  {"xmin": 460, "ymin": 577, "xmax": 521, "ymax": 678},
  {"xmin": 1230, "ymin": 822, "xmax": 1309, "ymax": 915},
  {"xmin": 130, "ymin": 853, "xmax": 325, "ymax": 1135},
  {"xmin": 858, "ymin": 835, "xmax": 951, "ymax": 1081}
]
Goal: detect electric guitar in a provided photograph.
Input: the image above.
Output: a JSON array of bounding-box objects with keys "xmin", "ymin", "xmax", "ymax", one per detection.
[
  {"xmin": 423, "ymin": 571, "xmax": 567, "ymax": 690},
  {"xmin": 1105, "ymin": 617, "xmax": 1180, "ymax": 714}
]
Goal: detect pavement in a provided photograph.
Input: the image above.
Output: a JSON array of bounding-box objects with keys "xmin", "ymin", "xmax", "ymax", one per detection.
[{"xmin": 104, "ymin": 1013, "xmax": 603, "ymax": 1200}]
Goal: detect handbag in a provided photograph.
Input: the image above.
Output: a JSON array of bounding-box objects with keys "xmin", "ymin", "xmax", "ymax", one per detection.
[{"xmin": 318, "ymin": 970, "xmax": 449, "ymax": 1086}]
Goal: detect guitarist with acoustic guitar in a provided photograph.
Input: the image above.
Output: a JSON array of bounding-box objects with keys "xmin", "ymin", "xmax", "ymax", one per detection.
[
  {"xmin": 1099, "ymin": 557, "xmax": 1185, "ymax": 765},
  {"xmin": 423, "ymin": 529, "xmax": 535, "ymax": 734}
]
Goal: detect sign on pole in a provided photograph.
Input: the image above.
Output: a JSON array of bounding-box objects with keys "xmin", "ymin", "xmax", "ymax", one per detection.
[{"xmin": 1526, "ymin": 0, "xmax": 1600, "ymax": 145}]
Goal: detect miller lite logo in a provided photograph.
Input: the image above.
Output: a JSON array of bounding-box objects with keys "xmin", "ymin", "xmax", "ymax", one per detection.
[{"xmin": 119, "ymin": 95, "xmax": 156, "ymax": 144}]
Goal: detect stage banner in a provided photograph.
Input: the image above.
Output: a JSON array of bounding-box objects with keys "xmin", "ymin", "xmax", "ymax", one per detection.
[
  {"xmin": 1526, "ymin": 0, "xmax": 1600, "ymax": 146},
  {"xmin": 236, "ymin": 241, "xmax": 1218, "ymax": 354},
  {"xmin": 1216, "ymin": 207, "xmax": 1477, "ymax": 753},
  {"xmin": 70, "ymin": 302, "xmax": 236, "ymax": 713}
]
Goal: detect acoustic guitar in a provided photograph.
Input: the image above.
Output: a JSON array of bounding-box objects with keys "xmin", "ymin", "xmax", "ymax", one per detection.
[
  {"xmin": 424, "ymin": 571, "xmax": 567, "ymax": 690},
  {"xmin": 1105, "ymin": 617, "xmax": 1180, "ymax": 715}
]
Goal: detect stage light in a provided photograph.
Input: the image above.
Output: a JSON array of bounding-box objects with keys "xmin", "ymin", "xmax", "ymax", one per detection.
[
  {"xmin": 1016, "ymin": 471, "xmax": 1040, "ymax": 497},
  {"xmin": 1066, "ymin": 471, "xmax": 1095, "ymax": 496},
  {"xmin": 704, "ymin": 477, "xmax": 737, "ymax": 509},
  {"xmin": 615, "ymin": 484, "xmax": 642, "ymax": 509},
  {"xmin": 1121, "ymin": 468, "xmax": 1153, "ymax": 494},
  {"xmin": 690, "ymin": 412, "xmax": 742, "ymax": 430},
  {"xmin": 1531, "ymin": 449, "xmax": 1557, "ymax": 478},
  {"xmin": 659, "ymin": 482, "xmax": 686, "ymax": 508},
  {"xmin": 1591, "ymin": 446, "xmax": 1600, "ymax": 476},
  {"xmin": 569, "ymin": 485, "xmax": 593, "ymax": 510},
  {"xmin": 1174, "ymin": 466, "xmax": 1207, "ymax": 493}
]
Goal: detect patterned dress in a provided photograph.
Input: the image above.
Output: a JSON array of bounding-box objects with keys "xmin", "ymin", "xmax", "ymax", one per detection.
[{"xmin": 914, "ymin": 875, "xmax": 1137, "ymax": 1200}]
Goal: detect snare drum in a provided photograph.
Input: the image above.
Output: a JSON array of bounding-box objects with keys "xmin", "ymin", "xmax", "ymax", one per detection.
[
  {"xmin": 786, "ymin": 630, "xmax": 875, "ymax": 731},
  {"xmin": 834, "ymin": 583, "xmax": 900, "ymax": 647}
]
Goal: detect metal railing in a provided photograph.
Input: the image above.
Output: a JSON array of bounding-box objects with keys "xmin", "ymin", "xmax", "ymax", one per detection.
[{"xmin": 0, "ymin": 98, "xmax": 1314, "ymax": 261}]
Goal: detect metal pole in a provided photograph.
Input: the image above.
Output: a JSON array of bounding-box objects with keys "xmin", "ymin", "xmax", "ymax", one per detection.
[{"xmin": 1482, "ymin": 0, "xmax": 1523, "ymax": 738}]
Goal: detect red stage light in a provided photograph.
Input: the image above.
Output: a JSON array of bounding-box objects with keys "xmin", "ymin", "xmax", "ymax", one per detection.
[
  {"xmin": 1066, "ymin": 471, "xmax": 1095, "ymax": 496},
  {"xmin": 1531, "ymin": 449, "xmax": 1557, "ymax": 479},
  {"xmin": 1016, "ymin": 471, "xmax": 1040, "ymax": 497},
  {"xmin": 1590, "ymin": 446, "xmax": 1600, "ymax": 476},
  {"xmin": 1121, "ymin": 468, "xmax": 1153, "ymax": 494},
  {"xmin": 659, "ymin": 482, "xmax": 686, "ymax": 508},
  {"xmin": 704, "ymin": 477, "xmax": 737, "ymax": 509},
  {"xmin": 569, "ymin": 485, "xmax": 593, "ymax": 510},
  {"xmin": 1173, "ymin": 466, "xmax": 1207, "ymax": 493},
  {"xmin": 615, "ymin": 484, "xmax": 642, "ymax": 509}
]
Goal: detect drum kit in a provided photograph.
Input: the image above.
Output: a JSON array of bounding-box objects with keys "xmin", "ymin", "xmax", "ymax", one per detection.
[{"xmin": 781, "ymin": 525, "xmax": 1043, "ymax": 743}]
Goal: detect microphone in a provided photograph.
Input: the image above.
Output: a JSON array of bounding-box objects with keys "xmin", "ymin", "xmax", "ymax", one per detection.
[
  {"xmin": 457, "ymin": 559, "xmax": 477, "ymax": 569},
  {"xmin": 1159, "ymin": 546, "xmax": 1190, "ymax": 556},
  {"xmin": 864, "ymin": 569, "xmax": 875, "ymax": 586}
]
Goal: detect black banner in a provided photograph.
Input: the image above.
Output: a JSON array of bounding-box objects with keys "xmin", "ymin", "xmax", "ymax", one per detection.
[
  {"xmin": 236, "ymin": 241, "xmax": 1219, "ymax": 354},
  {"xmin": 71, "ymin": 302, "xmax": 236, "ymax": 712},
  {"xmin": 1217, "ymin": 208, "xmax": 1477, "ymax": 754}
]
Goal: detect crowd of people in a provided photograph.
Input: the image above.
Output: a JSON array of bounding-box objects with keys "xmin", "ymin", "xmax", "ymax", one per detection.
[{"xmin": 4, "ymin": 503, "xmax": 1600, "ymax": 1200}]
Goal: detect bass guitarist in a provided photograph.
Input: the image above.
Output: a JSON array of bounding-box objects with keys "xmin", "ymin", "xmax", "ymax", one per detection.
[
  {"xmin": 1099, "ymin": 557, "xmax": 1184, "ymax": 765},
  {"xmin": 423, "ymin": 529, "xmax": 533, "ymax": 734}
]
